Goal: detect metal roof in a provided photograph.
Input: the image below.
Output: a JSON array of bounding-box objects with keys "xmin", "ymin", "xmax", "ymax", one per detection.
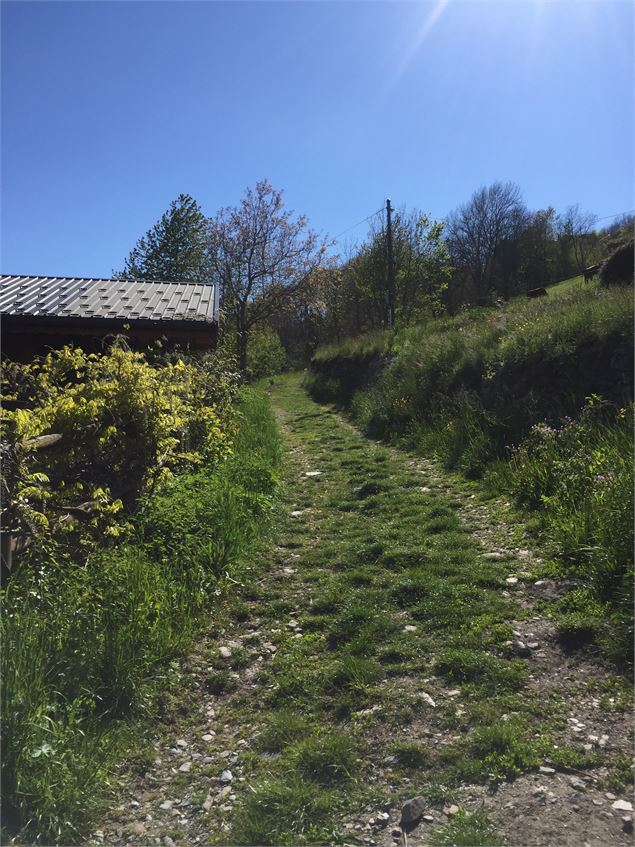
[{"xmin": 0, "ymin": 276, "xmax": 218, "ymax": 324}]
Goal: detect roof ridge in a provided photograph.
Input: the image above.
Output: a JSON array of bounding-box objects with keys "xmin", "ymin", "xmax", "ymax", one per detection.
[{"xmin": 0, "ymin": 274, "xmax": 212, "ymax": 286}]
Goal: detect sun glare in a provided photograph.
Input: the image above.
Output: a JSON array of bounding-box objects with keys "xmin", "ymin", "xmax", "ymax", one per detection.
[{"xmin": 391, "ymin": 0, "xmax": 452, "ymax": 84}]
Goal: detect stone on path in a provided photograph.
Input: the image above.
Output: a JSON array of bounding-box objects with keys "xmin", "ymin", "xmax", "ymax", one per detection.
[
  {"xmin": 612, "ymin": 800, "xmax": 633, "ymax": 812},
  {"xmin": 400, "ymin": 796, "xmax": 427, "ymax": 826}
]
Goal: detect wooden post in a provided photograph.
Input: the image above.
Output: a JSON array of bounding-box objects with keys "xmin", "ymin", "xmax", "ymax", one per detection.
[{"xmin": 386, "ymin": 198, "xmax": 395, "ymax": 326}]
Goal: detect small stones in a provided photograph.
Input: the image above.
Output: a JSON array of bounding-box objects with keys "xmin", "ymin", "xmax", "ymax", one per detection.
[
  {"xmin": 219, "ymin": 646, "xmax": 232, "ymax": 660},
  {"xmin": 374, "ymin": 812, "xmax": 390, "ymax": 827},
  {"xmin": 163, "ymin": 838, "xmax": 176, "ymax": 847},
  {"xmin": 305, "ymin": 471, "xmax": 322, "ymax": 477},
  {"xmin": 446, "ymin": 689, "xmax": 461, "ymax": 697},
  {"xmin": 539, "ymin": 766, "xmax": 556, "ymax": 774},
  {"xmin": 201, "ymin": 733, "xmax": 215, "ymax": 742},
  {"xmin": 483, "ymin": 552, "xmax": 505, "ymax": 561},
  {"xmin": 403, "ymin": 625, "xmax": 417, "ymax": 632},
  {"xmin": 220, "ymin": 769, "xmax": 233, "ymax": 783},
  {"xmin": 512, "ymin": 640, "xmax": 532, "ymax": 658},
  {"xmin": 202, "ymin": 794, "xmax": 214, "ymax": 812},
  {"xmin": 419, "ymin": 692, "xmax": 436, "ymax": 708},
  {"xmin": 400, "ymin": 796, "xmax": 427, "ymax": 825},
  {"xmin": 175, "ymin": 739, "xmax": 188, "ymax": 748},
  {"xmin": 622, "ymin": 816, "xmax": 633, "ymax": 834},
  {"xmin": 159, "ymin": 800, "xmax": 174, "ymax": 810},
  {"xmin": 126, "ymin": 822, "xmax": 146, "ymax": 835},
  {"xmin": 612, "ymin": 800, "xmax": 633, "ymax": 813},
  {"xmin": 443, "ymin": 804, "xmax": 459, "ymax": 817},
  {"xmin": 290, "ymin": 510, "xmax": 304, "ymax": 517},
  {"xmin": 422, "ymin": 814, "xmax": 435, "ymax": 823},
  {"xmin": 569, "ymin": 777, "xmax": 586, "ymax": 791},
  {"xmin": 505, "ymin": 576, "xmax": 519, "ymax": 585},
  {"xmin": 178, "ymin": 761, "xmax": 192, "ymax": 773}
]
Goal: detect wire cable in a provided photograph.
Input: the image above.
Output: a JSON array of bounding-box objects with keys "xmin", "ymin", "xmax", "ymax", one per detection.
[
  {"xmin": 595, "ymin": 209, "xmax": 635, "ymax": 223},
  {"xmin": 331, "ymin": 206, "xmax": 385, "ymax": 243}
]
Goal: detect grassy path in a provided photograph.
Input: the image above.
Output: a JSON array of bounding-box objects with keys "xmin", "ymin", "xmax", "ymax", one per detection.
[{"xmin": 90, "ymin": 374, "xmax": 632, "ymax": 847}]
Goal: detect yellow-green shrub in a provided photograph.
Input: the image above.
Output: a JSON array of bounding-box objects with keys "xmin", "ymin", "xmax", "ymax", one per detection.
[{"xmin": 1, "ymin": 344, "xmax": 238, "ymax": 550}]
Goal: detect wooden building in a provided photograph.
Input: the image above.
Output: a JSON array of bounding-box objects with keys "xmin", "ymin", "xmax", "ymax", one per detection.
[{"xmin": 0, "ymin": 275, "xmax": 219, "ymax": 361}]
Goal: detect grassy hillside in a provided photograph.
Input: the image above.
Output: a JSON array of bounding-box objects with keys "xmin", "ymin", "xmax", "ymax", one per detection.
[{"xmin": 307, "ymin": 284, "xmax": 634, "ymax": 664}]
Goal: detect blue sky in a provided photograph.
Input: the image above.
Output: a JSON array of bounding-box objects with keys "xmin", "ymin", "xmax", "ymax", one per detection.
[{"xmin": 2, "ymin": 0, "xmax": 633, "ymax": 277}]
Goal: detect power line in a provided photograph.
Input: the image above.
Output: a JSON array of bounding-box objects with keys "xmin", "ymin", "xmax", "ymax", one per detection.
[
  {"xmin": 596, "ymin": 209, "xmax": 635, "ymax": 223},
  {"xmin": 331, "ymin": 206, "xmax": 384, "ymax": 243},
  {"xmin": 331, "ymin": 205, "xmax": 633, "ymax": 246}
]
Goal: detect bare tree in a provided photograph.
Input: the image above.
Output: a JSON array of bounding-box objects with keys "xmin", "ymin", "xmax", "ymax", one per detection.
[
  {"xmin": 445, "ymin": 181, "xmax": 528, "ymax": 303},
  {"xmin": 556, "ymin": 205, "xmax": 598, "ymax": 274},
  {"xmin": 208, "ymin": 180, "xmax": 329, "ymax": 370}
]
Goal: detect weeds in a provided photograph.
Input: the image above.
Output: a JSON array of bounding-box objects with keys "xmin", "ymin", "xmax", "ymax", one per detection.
[
  {"xmin": 429, "ymin": 810, "xmax": 503, "ymax": 847},
  {"xmin": 290, "ymin": 731, "xmax": 357, "ymax": 785},
  {"xmin": 230, "ymin": 776, "xmax": 338, "ymax": 845}
]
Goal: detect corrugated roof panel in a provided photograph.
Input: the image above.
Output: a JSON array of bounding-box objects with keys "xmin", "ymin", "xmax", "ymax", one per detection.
[{"xmin": 0, "ymin": 276, "xmax": 217, "ymax": 324}]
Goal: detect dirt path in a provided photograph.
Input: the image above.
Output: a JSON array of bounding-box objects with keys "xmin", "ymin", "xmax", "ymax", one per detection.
[{"xmin": 89, "ymin": 375, "xmax": 633, "ymax": 847}]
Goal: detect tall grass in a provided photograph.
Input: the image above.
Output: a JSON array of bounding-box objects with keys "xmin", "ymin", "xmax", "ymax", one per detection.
[
  {"xmin": 1, "ymin": 387, "xmax": 281, "ymax": 844},
  {"xmin": 510, "ymin": 398, "xmax": 633, "ymax": 660}
]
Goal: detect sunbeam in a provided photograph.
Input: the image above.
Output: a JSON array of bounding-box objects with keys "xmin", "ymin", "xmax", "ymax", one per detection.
[{"xmin": 388, "ymin": 0, "xmax": 452, "ymax": 88}]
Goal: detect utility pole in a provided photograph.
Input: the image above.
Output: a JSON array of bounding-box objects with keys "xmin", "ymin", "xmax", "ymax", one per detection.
[{"xmin": 386, "ymin": 198, "xmax": 395, "ymax": 327}]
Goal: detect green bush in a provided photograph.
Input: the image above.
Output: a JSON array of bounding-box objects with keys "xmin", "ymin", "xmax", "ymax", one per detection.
[
  {"xmin": 1, "ymin": 344, "xmax": 239, "ymax": 552},
  {"xmin": 247, "ymin": 326, "xmax": 287, "ymax": 379}
]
